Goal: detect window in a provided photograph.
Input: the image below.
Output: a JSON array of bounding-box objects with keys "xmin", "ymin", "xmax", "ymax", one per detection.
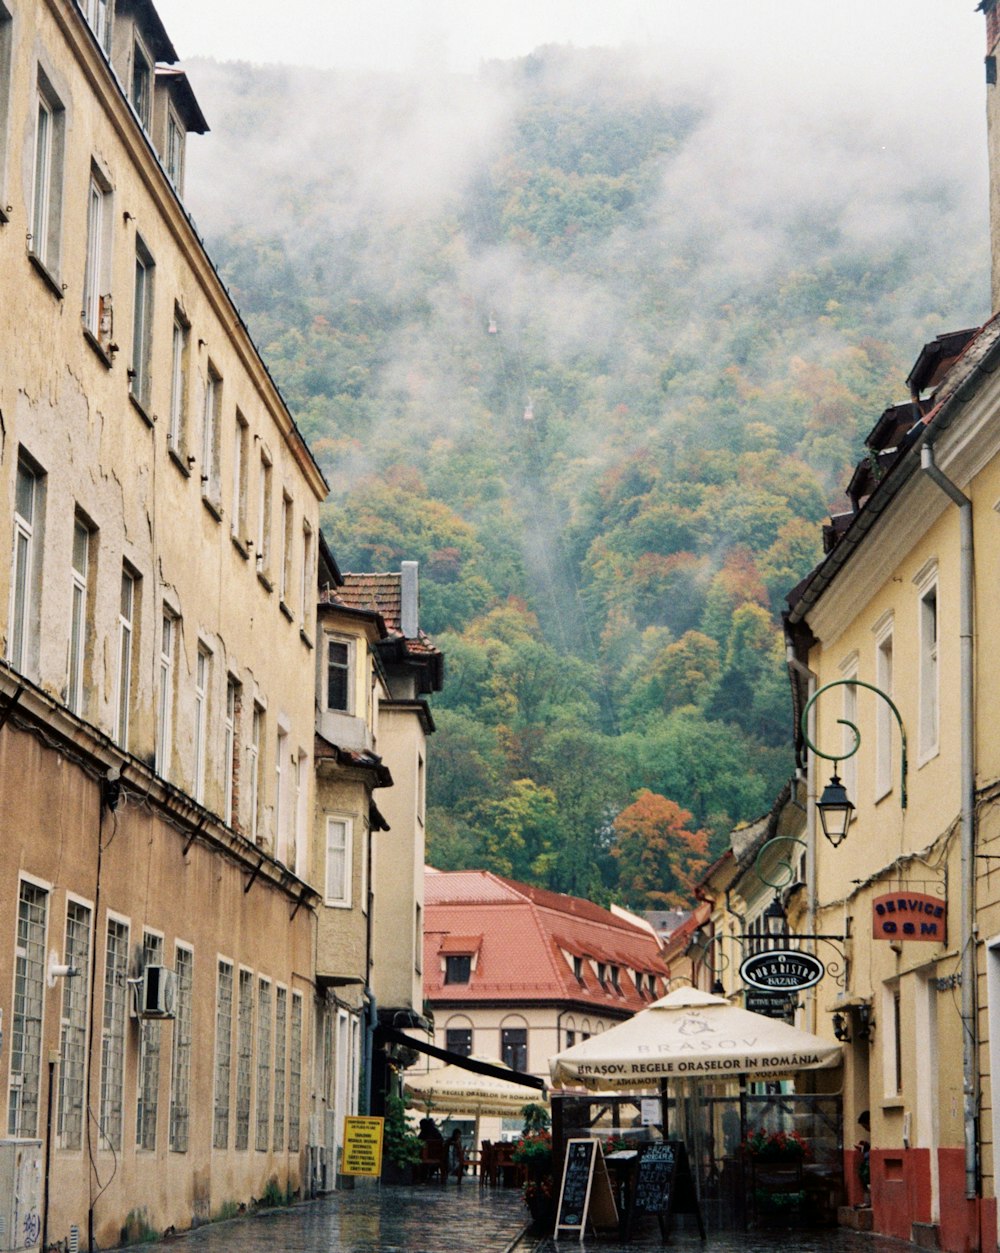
[
  {"xmin": 288, "ymin": 993, "xmax": 302, "ymax": 1152},
  {"xmin": 256, "ymin": 980, "xmax": 271, "ymax": 1151},
  {"xmin": 300, "ymin": 522, "xmax": 313, "ymax": 627},
  {"xmin": 232, "ymin": 413, "xmax": 249, "ymax": 541},
  {"xmin": 30, "ymin": 74, "xmax": 64, "ymax": 275},
  {"xmin": 57, "ymin": 900, "xmax": 91, "ymax": 1150},
  {"xmin": 224, "ymin": 676, "xmax": 239, "ymax": 827},
  {"xmin": 415, "ymin": 903, "xmax": 422, "ymax": 975},
  {"xmin": 169, "ymin": 945, "xmax": 193, "ymax": 1152},
  {"xmin": 610, "ymin": 965, "xmax": 621, "ymax": 993},
  {"xmin": 883, "ymin": 982, "xmax": 903, "ymax": 1097},
  {"xmin": 235, "ymin": 969, "xmax": 254, "ymax": 1150},
  {"xmin": 213, "ymin": 960, "xmax": 233, "ymax": 1149},
  {"xmin": 114, "ymin": 566, "xmax": 138, "ymax": 748},
  {"xmin": 194, "ymin": 646, "xmax": 210, "ymax": 803},
  {"xmin": 100, "ymin": 917, "xmax": 129, "ymax": 1150},
  {"xmin": 8, "ymin": 881, "xmax": 47, "ymax": 1137},
  {"xmin": 250, "ymin": 702, "xmax": 263, "ymax": 844},
  {"xmin": 446, "ymin": 1028, "xmax": 472, "ymax": 1057},
  {"xmin": 165, "ymin": 108, "xmax": 184, "ymax": 189},
  {"xmin": 275, "ymin": 727, "xmax": 289, "ymax": 863},
  {"xmin": 131, "ymin": 39, "xmax": 152, "ymax": 129},
  {"xmin": 130, "ymin": 238, "xmax": 154, "ymax": 410},
  {"xmin": 917, "ymin": 568, "xmax": 939, "ymax": 760},
  {"xmin": 327, "ymin": 639, "xmax": 351, "ymax": 712},
  {"xmin": 572, "ymin": 955, "xmax": 584, "ymax": 984},
  {"xmin": 201, "ymin": 367, "xmax": 221, "ymax": 507},
  {"xmin": 0, "ymin": 5, "xmax": 13, "ymax": 220},
  {"xmin": 10, "ymin": 454, "xmax": 43, "ymax": 674},
  {"xmin": 67, "ymin": 517, "xmax": 92, "ymax": 715},
  {"xmin": 273, "ymin": 987, "xmax": 287, "ymax": 1151},
  {"xmin": 294, "ymin": 750, "xmax": 307, "ymax": 879},
  {"xmin": 280, "ymin": 493, "xmax": 293, "ymax": 604},
  {"xmin": 325, "ymin": 817, "xmax": 351, "ymax": 906},
  {"xmin": 444, "ymin": 955, "xmax": 471, "ymax": 985},
  {"xmin": 82, "ymin": 168, "xmax": 112, "ymax": 349},
  {"xmin": 839, "ymin": 656, "xmax": 859, "ymax": 811},
  {"xmin": 565, "ymin": 1030, "xmax": 576, "ymax": 1048},
  {"xmin": 501, "ymin": 1026, "xmax": 528, "ymax": 1073},
  {"xmin": 256, "ymin": 452, "xmax": 272, "ymax": 578},
  {"xmin": 83, "ymin": 0, "xmax": 112, "ymax": 52},
  {"xmin": 136, "ymin": 932, "xmax": 163, "ymax": 1150},
  {"xmin": 156, "ymin": 611, "xmax": 176, "ymax": 777},
  {"xmin": 874, "ymin": 616, "xmax": 894, "ymax": 799},
  {"xmin": 168, "ymin": 309, "xmax": 189, "ymax": 456}
]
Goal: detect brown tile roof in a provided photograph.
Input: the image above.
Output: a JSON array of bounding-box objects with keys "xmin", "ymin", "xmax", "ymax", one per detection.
[
  {"xmin": 337, "ymin": 573, "xmax": 403, "ymax": 631},
  {"xmin": 424, "ymin": 870, "xmax": 669, "ymax": 1013}
]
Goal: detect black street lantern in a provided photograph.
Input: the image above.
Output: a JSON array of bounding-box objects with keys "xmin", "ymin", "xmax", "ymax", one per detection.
[
  {"xmin": 763, "ymin": 895, "xmax": 787, "ymax": 938},
  {"xmin": 817, "ymin": 773, "xmax": 854, "ymax": 848}
]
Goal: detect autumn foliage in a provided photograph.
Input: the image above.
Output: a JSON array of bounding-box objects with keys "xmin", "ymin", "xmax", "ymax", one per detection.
[{"xmin": 609, "ymin": 790, "xmax": 709, "ymax": 910}]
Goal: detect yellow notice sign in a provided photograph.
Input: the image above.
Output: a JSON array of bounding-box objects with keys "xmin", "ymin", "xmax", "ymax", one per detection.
[{"xmin": 342, "ymin": 1116, "xmax": 384, "ymax": 1177}]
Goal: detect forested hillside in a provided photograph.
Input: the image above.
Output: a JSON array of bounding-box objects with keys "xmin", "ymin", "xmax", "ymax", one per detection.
[{"xmin": 183, "ymin": 47, "xmax": 988, "ymax": 905}]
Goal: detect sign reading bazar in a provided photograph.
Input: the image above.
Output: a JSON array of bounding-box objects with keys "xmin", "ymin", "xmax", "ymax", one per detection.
[
  {"xmin": 872, "ymin": 892, "xmax": 947, "ymax": 942},
  {"xmin": 739, "ymin": 949, "xmax": 825, "ymax": 993}
]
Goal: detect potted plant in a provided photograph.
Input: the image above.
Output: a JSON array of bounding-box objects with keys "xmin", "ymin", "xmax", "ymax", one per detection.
[
  {"xmin": 513, "ymin": 1106, "xmax": 555, "ymax": 1227},
  {"xmin": 381, "ymin": 1093, "xmax": 423, "ymax": 1184},
  {"xmin": 741, "ymin": 1127, "xmax": 812, "ymax": 1162}
]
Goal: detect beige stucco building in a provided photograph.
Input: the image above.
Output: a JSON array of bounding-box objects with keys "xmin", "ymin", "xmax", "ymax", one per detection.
[{"xmin": 0, "ymin": 0, "xmax": 326, "ymax": 1244}]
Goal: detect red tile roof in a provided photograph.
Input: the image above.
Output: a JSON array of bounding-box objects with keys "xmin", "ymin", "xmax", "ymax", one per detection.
[{"xmin": 424, "ymin": 869, "xmax": 669, "ymax": 1014}]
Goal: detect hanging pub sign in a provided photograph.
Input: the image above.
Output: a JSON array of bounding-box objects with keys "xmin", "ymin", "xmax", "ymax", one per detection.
[
  {"xmin": 739, "ymin": 949, "xmax": 825, "ymax": 993},
  {"xmin": 872, "ymin": 892, "xmax": 947, "ymax": 942}
]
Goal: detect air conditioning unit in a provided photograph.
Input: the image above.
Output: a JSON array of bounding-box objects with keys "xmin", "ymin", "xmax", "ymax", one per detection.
[{"xmin": 139, "ymin": 965, "xmax": 176, "ymax": 1019}]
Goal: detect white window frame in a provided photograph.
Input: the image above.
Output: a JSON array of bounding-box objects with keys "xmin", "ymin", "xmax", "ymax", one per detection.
[
  {"xmin": 882, "ymin": 980, "xmax": 903, "ymax": 1100},
  {"xmin": 256, "ymin": 452, "xmax": 272, "ymax": 576},
  {"xmin": 224, "ymin": 676, "xmax": 239, "ymax": 827},
  {"xmin": 255, "ymin": 978, "xmax": 272, "ymax": 1152},
  {"xmin": 275, "ymin": 725, "xmax": 288, "ymax": 863},
  {"xmin": 169, "ymin": 942, "xmax": 193, "ymax": 1153},
  {"xmin": 82, "ymin": 168, "xmax": 112, "ymax": 345},
  {"xmin": 9, "ymin": 455, "xmax": 40, "ymax": 674},
  {"xmin": 232, "ymin": 412, "xmax": 249, "ymax": 540},
  {"xmin": 131, "ymin": 37, "xmax": 152, "ymax": 129},
  {"xmin": 194, "ymin": 644, "xmax": 210, "ymax": 803},
  {"xmin": 201, "ymin": 366, "xmax": 221, "ymax": 506},
  {"xmin": 84, "ymin": 0, "xmax": 112, "ymax": 52},
  {"xmin": 130, "ymin": 237, "xmax": 154, "ymax": 409},
  {"xmin": 914, "ymin": 560, "xmax": 939, "ymax": 764},
  {"xmin": 249, "ymin": 702, "xmax": 263, "ymax": 844},
  {"xmin": 136, "ymin": 930, "xmax": 164, "ymax": 1151},
  {"xmin": 280, "ymin": 492, "xmax": 293, "ymax": 604},
  {"xmin": 99, "ymin": 913, "xmax": 130, "ymax": 1151},
  {"xmin": 114, "ymin": 566, "xmax": 137, "ymax": 748},
  {"xmin": 7, "ymin": 878, "xmax": 49, "ymax": 1138},
  {"xmin": 213, "ymin": 958, "xmax": 233, "ymax": 1150},
  {"xmin": 324, "ymin": 816, "xmax": 353, "ymax": 908},
  {"xmin": 234, "ymin": 967, "xmax": 254, "ymax": 1151},
  {"xmin": 838, "ymin": 652, "xmax": 859, "ymax": 815},
  {"xmin": 165, "ymin": 105, "xmax": 184, "ymax": 189},
  {"xmin": 273, "ymin": 985, "xmax": 287, "ymax": 1150},
  {"xmin": 30, "ymin": 75, "xmax": 63, "ymax": 273},
  {"xmin": 300, "ymin": 521, "xmax": 313, "ymax": 628},
  {"xmin": 57, "ymin": 896, "xmax": 92, "ymax": 1150},
  {"xmin": 325, "ymin": 635, "xmax": 353, "ymax": 714},
  {"xmin": 168, "ymin": 308, "xmax": 189, "ymax": 455},
  {"xmin": 873, "ymin": 612, "xmax": 894, "ymax": 802},
  {"xmin": 67, "ymin": 517, "xmax": 91, "ymax": 715},
  {"xmin": 288, "ymin": 993, "xmax": 302, "ymax": 1152},
  {"xmin": 156, "ymin": 610, "xmax": 176, "ymax": 778}
]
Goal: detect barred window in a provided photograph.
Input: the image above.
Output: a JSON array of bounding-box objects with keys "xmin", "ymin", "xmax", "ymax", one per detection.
[
  {"xmin": 235, "ymin": 970, "xmax": 254, "ymax": 1150},
  {"xmin": 136, "ymin": 932, "xmax": 164, "ymax": 1150},
  {"xmin": 169, "ymin": 946, "xmax": 193, "ymax": 1152},
  {"xmin": 99, "ymin": 918, "xmax": 129, "ymax": 1150},
  {"xmin": 58, "ymin": 900, "xmax": 91, "ymax": 1149},
  {"xmin": 273, "ymin": 987, "xmax": 287, "ymax": 1151},
  {"xmin": 8, "ymin": 881, "xmax": 47, "ymax": 1136},
  {"xmin": 213, "ymin": 960, "xmax": 233, "ymax": 1149},
  {"xmin": 255, "ymin": 979, "xmax": 271, "ymax": 1151},
  {"xmin": 288, "ymin": 992, "xmax": 302, "ymax": 1152}
]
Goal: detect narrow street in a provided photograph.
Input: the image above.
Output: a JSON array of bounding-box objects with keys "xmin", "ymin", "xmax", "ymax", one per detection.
[{"xmin": 153, "ymin": 1184, "xmax": 926, "ymax": 1253}]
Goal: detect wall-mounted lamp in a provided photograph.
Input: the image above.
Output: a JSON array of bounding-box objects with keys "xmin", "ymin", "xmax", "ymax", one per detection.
[
  {"xmin": 832, "ymin": 1011, "xmax": 851, "ymax": 1043},
  {"xmin": 763, "ymin": 895, "xmax": 788, "ymax": 938},
  {"xmin": 102, "ymin": 766, "xmax": 121, "ymax": 812},
  {"xmin": 817, "ymin": 772, "xmax": 854, "ymax": 848}
]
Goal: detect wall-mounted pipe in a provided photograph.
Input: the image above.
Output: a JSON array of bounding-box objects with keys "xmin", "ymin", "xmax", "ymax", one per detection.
[{"xmin": 919, "ymin": 442, "xmax": 977, "ymax": 1201}]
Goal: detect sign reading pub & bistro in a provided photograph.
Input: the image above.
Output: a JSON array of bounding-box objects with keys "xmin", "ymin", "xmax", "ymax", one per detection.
[
  {"xmin": 872, "ymin": 892, "xmax": 947, "ymax": 942},
  {"xmin": 739, "ymin": 949, "xmax": 825, "ymax": 993}
]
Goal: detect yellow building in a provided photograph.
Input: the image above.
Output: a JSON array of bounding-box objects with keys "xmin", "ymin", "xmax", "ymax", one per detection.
[
  {"xmin": 785, "ymin": 327, "xmax": 1000, "ymax": 1251},
  {"xmin": 0, "ymin": 0, "xmax": 326, "ymax": 1243}
]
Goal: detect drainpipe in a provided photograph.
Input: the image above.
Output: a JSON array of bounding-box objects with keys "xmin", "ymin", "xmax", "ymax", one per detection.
[
  {"xmin": 787, "ymin": 652, "xmax": 818, "ymax": 1032},
  {"xmin": 920, "ymin": 442, "xmax": 977, "ymax": 1201}
]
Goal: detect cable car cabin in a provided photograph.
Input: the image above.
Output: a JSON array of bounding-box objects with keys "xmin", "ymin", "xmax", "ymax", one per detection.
[
  {"xmin": 487, "ymin": 316, "xmax": 498, "ymax": 334},
  {"xmin": 523, "ymin": 401, "xmax": 534, "ymax": 421}
]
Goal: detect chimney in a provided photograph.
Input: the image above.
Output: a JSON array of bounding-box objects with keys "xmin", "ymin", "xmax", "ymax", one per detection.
[{"xmin": 400, "ymin": 561, "xmax": 419, "ymax": 638}]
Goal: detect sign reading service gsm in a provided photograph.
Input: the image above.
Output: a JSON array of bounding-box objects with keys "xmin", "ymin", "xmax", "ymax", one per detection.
[
  {"xmin": 872, "ymin": 892, "xmax": 946, "ymax": 942},
  {"xmin": 739, "ymin": 950, "xmax": 825, "ymax": 994}
]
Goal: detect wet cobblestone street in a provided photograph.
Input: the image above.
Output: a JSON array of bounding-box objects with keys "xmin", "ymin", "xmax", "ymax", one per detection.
[{"xmin": 149, "ymin": 1184, "xmax": 929, "ymax": 1253}]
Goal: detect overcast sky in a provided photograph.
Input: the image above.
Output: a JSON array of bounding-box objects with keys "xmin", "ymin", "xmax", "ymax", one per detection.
[{"xmin": 155, "ymin": 1, "xmax": 985, "ymax": 92}]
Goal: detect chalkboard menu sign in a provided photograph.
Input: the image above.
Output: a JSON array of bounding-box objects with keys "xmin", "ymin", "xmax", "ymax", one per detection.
[
  {"xmin": 555, "ymin": 1139, "xmax": 618, "ymax": 1241},
  {"xmin": 625, "ymin": 1140, "xmax": 704, "ymax": 1243}
]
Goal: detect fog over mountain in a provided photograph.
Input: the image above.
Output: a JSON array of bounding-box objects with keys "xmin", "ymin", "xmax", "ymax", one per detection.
[{"xmin": 176, "ymin": 43, "xmax": 991, "ymax": 897}]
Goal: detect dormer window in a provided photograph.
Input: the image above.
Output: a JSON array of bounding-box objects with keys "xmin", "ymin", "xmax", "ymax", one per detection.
[
  {"xmin": 83, "ymin": 0, "xmax": 112, "ymax": 53},
  {"xmin": 131, "ymin": 40, "xmax": 152, "ymax": 129},
  {"xmin": 610, "ymin": 965, "xmax": 621, "ymax": 993},
  {"xmin": 573, "ymin": 955, "xmax": 584, "ymax": 984},
  {"xmin": 326, "ymin": 639, "xmax": 351, "ymax": 712},
  {"xmin": 596, "ymin": 961, "xmax": 607, "ymax": 988},
  {"xmin": 166, "ymin": 110, "xmax": 184, "ymax": 187},
  {"xmin": 444, "ymin": 955, "xmax": 471, "ymax": 984}
]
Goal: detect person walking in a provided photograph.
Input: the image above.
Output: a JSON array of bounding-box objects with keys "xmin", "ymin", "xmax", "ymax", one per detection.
[{"xmin": 446, "ymin": 1129, "xmax": 466, "ymax": 1186}]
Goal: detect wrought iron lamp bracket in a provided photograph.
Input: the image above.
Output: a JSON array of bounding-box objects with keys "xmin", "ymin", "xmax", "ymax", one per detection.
[
  {"xmin": 801, "ymin": 678, "xmax": 907, "ymax": 808},
  {"xmin": 754, "ymin": 836, "xmax": 807, "ymax": 890}
]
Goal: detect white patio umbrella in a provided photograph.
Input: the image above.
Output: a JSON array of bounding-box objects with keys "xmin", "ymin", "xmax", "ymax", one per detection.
[
  {"xmin": 549, "ymin": 986, "xmax": 842, "ymax": 1090},
  {"xmin": 404, "ymin": 1057, "xmax": 547, "ymax": 1145}
]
